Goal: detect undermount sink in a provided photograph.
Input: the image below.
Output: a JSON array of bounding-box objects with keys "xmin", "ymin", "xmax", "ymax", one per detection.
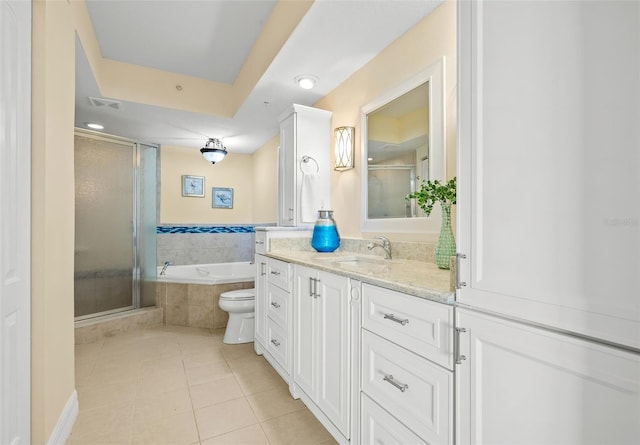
[{"xmin": 316, "ymin": 255, "xmax": 390, "ymax": 273}]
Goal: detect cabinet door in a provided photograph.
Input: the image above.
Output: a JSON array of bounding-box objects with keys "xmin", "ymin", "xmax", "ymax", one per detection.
[
  {"xmin": 254, "ymin": 255, "xmax": 268, "ymax": 347},
  {"xmin": 456, "ymin": 308, "xmax": 640, "ymax": 445},
  {"xmin": 317, "ymin": 271, "xmax": 350, "ymax": 437},
  {"xmin": 293, "ymin": 265, "xmax": 317, "ymax": 398},
  {"xmin": 457, "ymin": 0, "xmax": 640, "ymax": 349},
  {"xmin": 278, "ymin": 113, "xmax": 296, "ymax": 226}
]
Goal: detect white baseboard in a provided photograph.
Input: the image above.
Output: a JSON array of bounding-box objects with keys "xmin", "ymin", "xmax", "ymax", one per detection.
[{"xmin": 46, "ymin": 390, "xmax": 78, "ymax": 445}]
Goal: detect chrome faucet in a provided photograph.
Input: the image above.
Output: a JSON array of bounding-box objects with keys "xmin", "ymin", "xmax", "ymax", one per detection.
[
  {"xmin": 367, "ymin": 236, "xmax": 392, "ymax": 259},
  {"xmin": 159, "ymin": 261, "xmax": 174, "ymax": 275}
]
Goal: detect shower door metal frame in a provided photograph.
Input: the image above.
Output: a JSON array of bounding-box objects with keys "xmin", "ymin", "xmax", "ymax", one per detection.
[{"xmin": 74, "ymin": 129, "xmax": 149, "ymax": 320}]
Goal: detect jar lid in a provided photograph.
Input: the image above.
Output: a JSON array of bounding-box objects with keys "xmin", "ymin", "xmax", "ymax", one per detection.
[{"xmin": 318, "ymin": 210, "xmax": 333, "ymax": 218}]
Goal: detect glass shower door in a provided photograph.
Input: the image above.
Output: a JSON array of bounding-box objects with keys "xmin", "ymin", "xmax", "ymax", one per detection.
[{"xmin": 74, "ymin": 133, "xmax": 136, "ymax": 318}]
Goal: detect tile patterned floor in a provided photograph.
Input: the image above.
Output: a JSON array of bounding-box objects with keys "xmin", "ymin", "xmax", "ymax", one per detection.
[{"xmin": 70, "ymin": 325, "xmax": 338, "ymax": 445}]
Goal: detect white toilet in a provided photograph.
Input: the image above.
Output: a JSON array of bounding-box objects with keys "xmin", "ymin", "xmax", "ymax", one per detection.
[{"xmin": 218, "ymin": 288, "xmax": 255, "ymax": 344}]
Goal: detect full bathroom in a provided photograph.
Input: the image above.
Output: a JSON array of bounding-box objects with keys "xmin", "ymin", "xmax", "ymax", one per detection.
[{"xmin": 8, "ymin": 0, "xmax": 638, "ymax": 444}]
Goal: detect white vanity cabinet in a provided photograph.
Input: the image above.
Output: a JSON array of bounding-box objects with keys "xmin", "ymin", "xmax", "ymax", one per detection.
[
  {"xmin": 254, "ymin": 255, "xmax": 292, "ymax": 383},
  {"xmin": 360, "ymin": 283, "xmax": 454, "ymax": 445},
  {"xmin": 277, "ymin": 104, "xmax": 332, "ymax": 227},
  {"xmin": 293, "ymin": 265, "xmax": 351, "ymax": 441}
]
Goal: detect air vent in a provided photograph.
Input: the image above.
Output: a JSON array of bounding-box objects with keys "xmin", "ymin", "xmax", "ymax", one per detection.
[{"xmin": 87, "ymin": 96, "xmax": 121, "ymax": 110}]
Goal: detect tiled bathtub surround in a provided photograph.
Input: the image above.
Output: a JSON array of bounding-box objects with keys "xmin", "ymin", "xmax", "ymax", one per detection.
[
  {"xmin": 156, "ymin": 281, "xmax": 255, "ymax": 329},
  {"xmin": 157, "ymin": 225, "xmax": 255, "ymax": 266},
  {"xmin": 269, "ymin": 237, "xmax": 437, "ymax": 263}
]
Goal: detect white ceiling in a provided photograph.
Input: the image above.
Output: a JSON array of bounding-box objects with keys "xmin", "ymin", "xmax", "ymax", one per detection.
[{"xmin": 75, "ymin": 0, "xmax": 443, "ymax": 154}]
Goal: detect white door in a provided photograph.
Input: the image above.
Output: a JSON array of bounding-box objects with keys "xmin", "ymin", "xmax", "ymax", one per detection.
[
  {"xmin": 293, "ymin": 265, "xmax": 317, "ymax": 398},
  {"xmin": 316, "ymin": 271, "xmax": 350, "ymax": 437},
  {"xmin": 456, "ymin": 308, "xmax": 640, "ymax": 445},
  {"xmin": 457, "ymin": 0, "xmax": 640, "ymax": 349},
  {"xmin": 0, "ymin": 0, "xmax": 31, "ymax": 443}
]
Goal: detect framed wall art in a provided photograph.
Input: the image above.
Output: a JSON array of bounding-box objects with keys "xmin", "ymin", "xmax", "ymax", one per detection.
[
  {"xmin": 212, "ymin": 187, "xmax": 233, "ymax": 209},
  {"xmin": 182, "ymin": 175, "xmax": 205, "ymax": 197}
]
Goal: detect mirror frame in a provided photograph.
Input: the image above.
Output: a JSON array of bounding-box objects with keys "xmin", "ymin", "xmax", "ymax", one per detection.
[{"xmin": 360, "ymin": 57, "xmax": 446, "ymax": 233}]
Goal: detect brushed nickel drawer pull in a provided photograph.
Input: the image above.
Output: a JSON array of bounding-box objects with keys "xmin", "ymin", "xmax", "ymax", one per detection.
[
  {"xmin": 270, "ymin": 339, "xmax": 280, "ymax": 347},
  {"xmin": 383, "ymin": 374, "xmax": 408, "ymax": 392},
  {"xmin": 270, "ymin": 301, "xmax": 281, "ymax": 309},
  {"xmin": 255, "ymin": 240, "xmax": 265, "ymax": 245},
  {"xmin": 270, "ymin": 270, "xmax": 281, "ymax": 276},
  {"xmin": 383, "ymin": 313, "xmax": 409, "ymax": 326}
]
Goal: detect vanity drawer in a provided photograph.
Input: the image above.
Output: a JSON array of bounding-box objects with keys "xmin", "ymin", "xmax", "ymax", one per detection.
[
  {"xmin": 255, "ymin": 231, "xmax": 268, "ymax": 254},
  {"xmin": 361, "ymin": 330, "xmax": 453, "ymax": 444},
  {"xmin": 361, "ymin": 393, "xmax": 427, "ymax": 445},
  {"xmin": 266, "ymin": 319, "xmax": 289, "ymax": 371},
  {"xmin": 267, "ymin": 258, "xmax": 291, "ymax": 292},
  {"xmin": 362, "ymin": 283, "xmax": 454, "ymax": 369},
  {"xmin": 267, "ymin": 282, "xmax": 289, "ymax": 328}
]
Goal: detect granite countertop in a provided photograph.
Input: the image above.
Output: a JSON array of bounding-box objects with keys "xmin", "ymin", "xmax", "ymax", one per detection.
[{"xmin": 266, "ymin": 250, "xmax": 455, "ymax": 305}]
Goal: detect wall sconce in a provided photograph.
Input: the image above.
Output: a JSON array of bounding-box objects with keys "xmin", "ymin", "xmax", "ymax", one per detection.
[
  {"xmin": 334, "ymin": 126, "xmax": 355, "ymax": 171},
  {"xmin": 200, "ymin": 138, "xmax": 227, "ymax": 164}
]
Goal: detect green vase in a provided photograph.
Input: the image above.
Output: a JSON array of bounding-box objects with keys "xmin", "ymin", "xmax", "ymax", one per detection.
[{"xmin": 436, "ymin": 202, "xmax": 456, "ymax": 269}]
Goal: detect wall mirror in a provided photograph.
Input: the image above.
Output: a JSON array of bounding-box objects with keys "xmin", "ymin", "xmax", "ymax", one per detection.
[{"xmin": 360, "ymin": 57, "xmax": 445, "ymax": 233}]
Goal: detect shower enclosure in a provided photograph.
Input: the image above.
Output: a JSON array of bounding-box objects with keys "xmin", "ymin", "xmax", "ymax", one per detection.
[{"xmin": 74, "ymin": 130, "xmax": 158, "ymax": 319}]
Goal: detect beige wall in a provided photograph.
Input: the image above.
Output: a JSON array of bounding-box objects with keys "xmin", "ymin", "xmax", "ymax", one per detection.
[
  {"xmin": 160, "ymin": 146, "xmax": 255, "ymax": 224},
  {"xmin": 249, "ymin": 1, "xmax": 456, "ymax": 240},
  {"xmin": 252, "ymin": 135, "xmax": 279, "ymax": 224},
  {"xmin": 315, "ymin": 0, "xmax": 457, "ymax": 241},
  {"xmin": 31, "ymin": 0, "xmax": 77, "ymax": 443}
]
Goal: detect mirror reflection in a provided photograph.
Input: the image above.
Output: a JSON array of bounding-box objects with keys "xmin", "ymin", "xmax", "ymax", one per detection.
[
  {"xmin": 367, "ymin": 82, "xmax": 429, "ymax": 219},
  {"xmin": 360, "ymin": 58, "xmax": 444, "ymax": 233}
]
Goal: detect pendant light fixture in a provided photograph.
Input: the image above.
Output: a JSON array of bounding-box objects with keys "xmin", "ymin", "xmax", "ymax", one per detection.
[{"xmin": 200, "ymin": 138, "xmax": 228, "ymax": 164}]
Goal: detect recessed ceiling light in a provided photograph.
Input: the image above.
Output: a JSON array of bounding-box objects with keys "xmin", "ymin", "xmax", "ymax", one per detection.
[
  {"xmin": 86, "ymin": 122, "xmax": 104, "ymax": 130},
  {"xmin": 294, "ymin": 75, "xmax": 318, "ymax": 90}
]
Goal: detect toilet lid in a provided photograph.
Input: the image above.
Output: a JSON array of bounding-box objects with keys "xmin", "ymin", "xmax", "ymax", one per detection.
[{"xmin": 219, "ymin": 289, "xmax": 255, "ymax": 301}]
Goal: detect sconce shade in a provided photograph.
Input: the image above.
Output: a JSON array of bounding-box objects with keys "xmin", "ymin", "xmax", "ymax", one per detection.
[
  {"xmin": 200, "ymin": 138, "xmax": 227, "ymax": 164},
  {"xmin": 334, "ymin": 126, "xmax": 355, "ymax": 171}
]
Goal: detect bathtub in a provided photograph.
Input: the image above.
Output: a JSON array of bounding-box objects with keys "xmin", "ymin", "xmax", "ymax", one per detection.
[{"xmin": 156, "ymin": 262, "xmax": 255, "ymax": 284}]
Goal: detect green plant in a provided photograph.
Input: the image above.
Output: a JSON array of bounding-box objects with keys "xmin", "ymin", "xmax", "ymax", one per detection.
[{"xmin": 406, "ymin": 177, "xmax": 456, "ymax": 216}]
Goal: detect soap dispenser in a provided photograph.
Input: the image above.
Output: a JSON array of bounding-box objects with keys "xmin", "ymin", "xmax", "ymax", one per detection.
[{"xmin": 311, "ymin": 210, "xmax": 340, "ymax": 252}]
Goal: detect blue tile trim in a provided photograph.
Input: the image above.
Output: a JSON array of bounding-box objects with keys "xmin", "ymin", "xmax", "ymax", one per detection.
[{"xmin": 157, "ymin": 225, "xmax": 255, "ymax": 234}]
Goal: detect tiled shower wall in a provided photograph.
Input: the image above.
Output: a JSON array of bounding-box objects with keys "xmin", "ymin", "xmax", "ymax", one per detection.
[{"xmin": 156, "ymin": 225, "xmax": 256, "ymax": 266}]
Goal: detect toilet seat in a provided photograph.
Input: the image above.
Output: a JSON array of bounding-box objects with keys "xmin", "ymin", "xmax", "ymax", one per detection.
[{"xmin": 219, "ymin": 289, "xmax": 255, "ymax": 302}]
